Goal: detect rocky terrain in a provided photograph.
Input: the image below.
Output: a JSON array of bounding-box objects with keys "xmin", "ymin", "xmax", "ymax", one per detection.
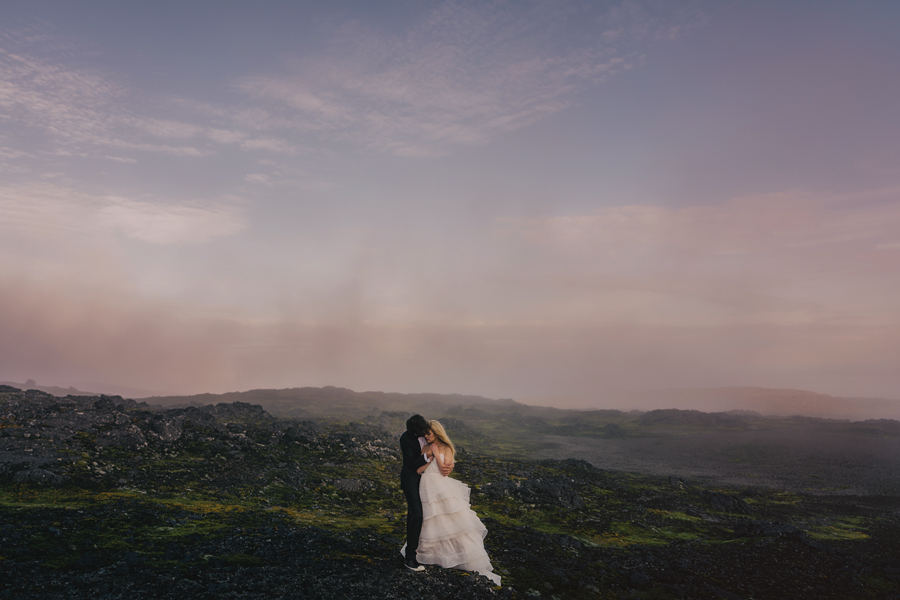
[{"xmin": 2, "ymin": 385, "xmax": 899, "ymax": 599}]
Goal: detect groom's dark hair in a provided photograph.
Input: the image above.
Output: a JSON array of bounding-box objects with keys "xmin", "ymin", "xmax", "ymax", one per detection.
[{"xmin": 406, "ymin": 414, "xmax": 429, "ymax": 437}]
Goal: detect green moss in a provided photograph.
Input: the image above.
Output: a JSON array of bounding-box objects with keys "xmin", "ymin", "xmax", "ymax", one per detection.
[
  {"xmin": 808, "ymin": 516, "xmax": 870, "ymax": 541},
  {"xmin": 599, "ymin": 520, "xmax": 704, "ymax": 546},
  {"xmin": 654, "ymin": 510, "xmax": 703, "ymax": 523}
]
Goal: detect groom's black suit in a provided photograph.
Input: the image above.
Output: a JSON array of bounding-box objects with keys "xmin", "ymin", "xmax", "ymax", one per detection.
[{"xmin": 400, "ymin": 430, "xmax": 428, "ymax": 564}]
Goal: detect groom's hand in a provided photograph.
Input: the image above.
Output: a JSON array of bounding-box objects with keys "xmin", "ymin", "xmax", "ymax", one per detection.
[{"xmin": 440, "ymin": 461, "xmax": 454, "ymax": 477}]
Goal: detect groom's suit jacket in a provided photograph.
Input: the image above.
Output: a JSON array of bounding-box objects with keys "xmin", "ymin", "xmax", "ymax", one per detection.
[{"xmin": 399, "ymin": 430, "xmax": 428, "ymax": 490}]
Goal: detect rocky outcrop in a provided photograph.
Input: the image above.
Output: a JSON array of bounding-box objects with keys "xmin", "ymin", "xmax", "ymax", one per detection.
[
  {"xmin": 283, "ymin": 420, "xmax": 324, "ymax": 444},
  {"xmin": 554, "ymin": 458, "xmax": 600, "ymax": 472},
  {"xmin": 0, "ymin": 385, "xmax": 408, "ymax": 491},
  {"xmin": 334, "ymin": 478, "xmax": 375, "ymax": 492},
  {"xmin": 479, "ymin": 476, "xmax": 584, "ymax": 510},
  {"xmin": 12, "ymin": 468, "xmax": 68, "ymax": 485},
  {"xmin": 96, "ymin": 425, "xmax": 148, "ymax": 449},
  {"xmin": 330, "ymin": 423, "xmax": 401, "ymax": 459},
  {"xmin": 703, "ymin": 491, "xmax": 752, "ymax": 514},
  {"xmin": 149, "ymin": 414, "xmax": 183, "ymax": 443}
]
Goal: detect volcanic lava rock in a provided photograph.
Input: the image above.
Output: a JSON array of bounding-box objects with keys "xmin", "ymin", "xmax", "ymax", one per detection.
[
  {"xmin": 11, "ymin": 468, "xmax": 67, "ymax": 486},
  {"xmin": 334, "ymin": 478, "xmax": 374, "ymax": 492},
  {"xmin": 283, "ymin": 421, "xmax": 324, "ymax": 444},
  {"xmin": 93, "ymin": 396, "xmax": 120, "ymax": 411},
  {"xmin": 668, "ymin": 476, "xmax": 686, "ymax": 489},
  {"xmin": 4, "ymin": 383, "xmax": 900, "ymax": 600},
  {"xmin": 149, "ymin": 415, "xmax": 183, "ymax": 443},
  {"xmin": 480, "ymin": 476, "xmax": 584, "ymax": 510},
  {"xmin": 556, "ymin": 458, "xmax": 599, "ymax": 472},
  {"xmin": 630, "ymin": 571, "xmax": 651, "ymax": 589},
  {"xmin": 519, "ymin": 477, "xmax": 584, "ymax": 510},
  {"xmin": 200, "ymin": 401, "xmax": 270, "ymax": 421},
  {"xmin": 703, "ymin": 491, "xmax": 752, "ymax": 514},
  {"xmin": 732, "ymin": 520, "xmax": 803, "ymax": 538},
  {"xmin": 328, "ymin": 423, "xmax": 400, "ymax": 459},
  {"xmin": 96, "ymin": 425, "xmax": 148, "ymax": 449},
  {"xmin": 480, "ymin": 479, "xmax": 520, "ymax": 499}
]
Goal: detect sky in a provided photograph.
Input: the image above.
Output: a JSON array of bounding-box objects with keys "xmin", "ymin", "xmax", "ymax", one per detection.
[{"xmin": 1, "ymin": 0, "xmax": 899, "ymax": 402}]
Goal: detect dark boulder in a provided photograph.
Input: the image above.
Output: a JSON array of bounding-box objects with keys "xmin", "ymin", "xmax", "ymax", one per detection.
[
  {"xmin": 558, "ymin": 458, "xmax": 599, "ymax": 472},
  {"xmin": 519, "ymin": 477, "xmax": 584, "ymax": 510},
  {"xmin": 480, "ymin": 479, "xmax": 520, "ymax": 500},
  {"xmin": 12, "ymin": 468, "xmax": 67, "ymax": 486},
  {"xmin": 704, "ymin": 491, "xmax": 751, "ymax": 514},
  {"xmin": 481, "ymin": 477, "xmax": 584, "ymax": 510},
  {"xmin": 630, "ymin": 571, "xmax": 651, "ymax": 589},
  {"xmin": 334, "ymin": 478, "xmax": 374, "ymax": 492},
  {"xmin": 96, "ymin": 426, "xmax": 147, "ymax": 450},
  {"xmin": 94, "ymin": 396, "xmax": 121, "ymax": 411},
  {"xmin": 150, "ymin": 415, "xmax": 183, "ymax": 443},
  {"xmin": 201, "ymin": 402, "xmax": 269, "ymax": 420},
  {"xmin": 283, "ymin": 421, "xmax": 324, "ymax": 444}
]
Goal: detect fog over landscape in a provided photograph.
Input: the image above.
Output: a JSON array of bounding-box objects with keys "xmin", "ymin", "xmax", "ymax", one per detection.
[{"xmin": 2, "ymin": 1, "xmax": 900, "ymax": 407}]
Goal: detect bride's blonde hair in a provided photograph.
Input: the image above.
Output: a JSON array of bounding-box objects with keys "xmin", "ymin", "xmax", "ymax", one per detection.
[{"xmin": 428, "ymin": 420, "xmax": 455, "ymax": 457}]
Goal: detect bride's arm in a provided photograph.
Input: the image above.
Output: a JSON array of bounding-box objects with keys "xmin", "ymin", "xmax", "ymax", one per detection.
[
  {"xmin": 432, "ymin": 444, "xmax": 445, "ymax": 469},
  {"xmin": 433, "ymin": 444, "xmax": 455, "ymax": 476},
  {"xmin": 440, "ymin": 450, "xmax": 454, "ymax": 477}
]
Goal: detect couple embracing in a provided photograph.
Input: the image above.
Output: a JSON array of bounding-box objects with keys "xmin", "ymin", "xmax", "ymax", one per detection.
[{"xmin": 399, "ymin": 414, "xmax": 501, "ymax": 585}]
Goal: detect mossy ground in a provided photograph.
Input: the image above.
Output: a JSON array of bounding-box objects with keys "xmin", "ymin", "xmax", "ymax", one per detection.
[{"xmin": 2, "ymin": 408, "xmax": 899, "ymax": 599}]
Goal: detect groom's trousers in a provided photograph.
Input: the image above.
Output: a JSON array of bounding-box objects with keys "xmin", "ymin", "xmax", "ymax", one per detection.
[{"xmin": 402, "ymin": 478, "xmax": 424, "ymax": 561}]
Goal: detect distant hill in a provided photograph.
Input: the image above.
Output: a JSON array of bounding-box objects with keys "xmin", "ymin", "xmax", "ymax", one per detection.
[
  {"xmin": 11, "ymin": 378, "xmax": 900, "ymax": 422},
  {"xmin": 0, "ymin": 380, "xmax": 165, "ymax": 399},
  {"xmin": 524, "ymin": 386, "xmax": 900, "ymax": 421},
  {"xmin": 623, "ymin": 387, "xmax": 900, "ymax": 420},
  {"xmin": 144, "ymin": 385, "xmax": 524, "ymax": 420},
  {"xmin": 0, "ymin": 380, "xmax": 99, "ymax": 397}
]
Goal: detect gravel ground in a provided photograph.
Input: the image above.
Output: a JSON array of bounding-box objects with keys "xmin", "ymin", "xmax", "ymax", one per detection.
[{"xmin": 530, "ymin": 427, "xmax": 900, "ymax": 496}]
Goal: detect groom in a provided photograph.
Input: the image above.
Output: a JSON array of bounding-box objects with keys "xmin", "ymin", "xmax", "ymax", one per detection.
[{"xmin": 400, "ymin": 414, "xmax": 452, "ymax": 572}]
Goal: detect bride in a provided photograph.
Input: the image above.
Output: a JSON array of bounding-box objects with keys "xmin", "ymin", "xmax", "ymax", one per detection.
[{"xmin": 402, "ymin": 420, "xmax": 501, "ymax": 586}]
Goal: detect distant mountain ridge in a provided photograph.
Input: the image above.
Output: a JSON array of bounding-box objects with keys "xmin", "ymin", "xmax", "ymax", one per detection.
[
  {"xmin": 0, "ymin": 380, "xmax": 166, "ymax": 399},
  {"xmin": 519, "ymin": 386, "xmax": 900, "ymax": 421},
  {"xmin": 620, "ymin": 387, "xmax": 900, "ymax": 421},
  {"xmin": 144, "ymin": 385, "xmax": 522, "ymax": 420},
  {"xmin": 0, "ymin": 380, "xmax": 99, "ymax": 398},
  {"xmin": 7, "ymin": 379, "xmax": 899, "ymax": 422},
  {"xmin": 146, "ymin": 384, "xmax": 900, "ymax": 422}
]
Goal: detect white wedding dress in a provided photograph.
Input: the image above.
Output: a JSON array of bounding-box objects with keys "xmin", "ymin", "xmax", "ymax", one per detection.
[{"xmin": 401, "ymin": 453, "xmax": 501, "ymax": 585}]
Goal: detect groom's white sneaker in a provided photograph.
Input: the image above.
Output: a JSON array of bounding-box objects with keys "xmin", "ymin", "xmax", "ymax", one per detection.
[{"xmin": 404, "ymin": 557, "xmax": 425, "ymax": 572}]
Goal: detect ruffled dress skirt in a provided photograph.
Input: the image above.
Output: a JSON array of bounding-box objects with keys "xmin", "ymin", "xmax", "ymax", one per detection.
[{"xmin": 401, "ymin": 459, "xmax": 500, "ymax": 585}]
